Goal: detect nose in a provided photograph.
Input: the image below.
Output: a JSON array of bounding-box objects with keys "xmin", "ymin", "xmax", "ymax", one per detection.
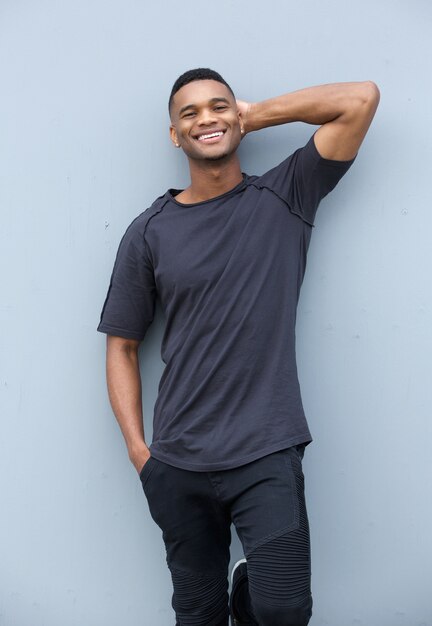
[{"xmin": 197, "ymin": 107, "xmax": 217, "ymax": 126}]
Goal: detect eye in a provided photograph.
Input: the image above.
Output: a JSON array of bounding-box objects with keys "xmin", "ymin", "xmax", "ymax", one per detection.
[
  {"xmin": 214, "ymin": 105, "xmax": 227, "ymax": 111},
  {"xmin": 182, "ymin": 111, "xmax": 195, "ymax": 118}
]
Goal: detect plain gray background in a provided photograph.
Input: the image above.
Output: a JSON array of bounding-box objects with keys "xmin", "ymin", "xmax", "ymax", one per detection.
[{"xmin": 1, "ymin": 1, "xmax": 431, "ymax": 625}]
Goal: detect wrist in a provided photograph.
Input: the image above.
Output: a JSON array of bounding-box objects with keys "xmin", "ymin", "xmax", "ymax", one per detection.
[
  {"xmin": 248, "ymin": 96, "xmax": 297, "ymax": 132},
  {"xmin": 129, "ymin": 442, "xmax": 151, "ymax": 473},
  {"xmin": 244, "ymin": 102, "xmax": 259, "ymax": 133},
  {"xmin": 128, "ymin": 440, "xmax": 149, "ymax": 461}
]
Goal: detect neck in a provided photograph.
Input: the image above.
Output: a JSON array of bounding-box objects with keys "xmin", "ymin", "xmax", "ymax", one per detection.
[{"xmin": 177, "ymin": 153, "xmax": 243, "ymax": 204}]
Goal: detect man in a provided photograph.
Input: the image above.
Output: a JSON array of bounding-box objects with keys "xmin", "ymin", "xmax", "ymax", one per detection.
[{"xmin": 97, "ymin": 68, "xmax": 379, "ymax": 626}]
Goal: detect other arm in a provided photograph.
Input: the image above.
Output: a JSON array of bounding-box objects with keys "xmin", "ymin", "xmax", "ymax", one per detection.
[
  {"xmin": 238, "ymin": 81, "xmax": 380, "ymax": 160},
  {"xmin": 106, "ymin": 335, "xmax": 150, "ymax": 474}
]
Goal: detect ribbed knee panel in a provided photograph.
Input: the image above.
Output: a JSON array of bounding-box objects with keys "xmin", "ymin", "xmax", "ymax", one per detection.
[{"xmin": 170, "ymin": 566, "xmax": 229, "ymax": 626}]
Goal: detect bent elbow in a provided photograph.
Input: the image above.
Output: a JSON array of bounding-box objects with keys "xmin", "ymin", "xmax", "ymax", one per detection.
[
  {"xmin": 361, "ymin": 81, "xmax": 381, "ymax": 107},
  {"xmin": 346, "ymin": 81, "xmax": 380, "ymax": 121}
]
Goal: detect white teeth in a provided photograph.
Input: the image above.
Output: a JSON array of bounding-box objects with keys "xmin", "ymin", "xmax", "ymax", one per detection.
[{"xmin": 197, "ymin": 131, "xmax": 223, "ymax": 141}]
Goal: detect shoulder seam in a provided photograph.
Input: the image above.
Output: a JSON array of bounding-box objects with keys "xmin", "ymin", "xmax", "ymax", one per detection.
[
  {"xmin": 142, "ymin": 196, "xmax": 170, "ymax": 266},
  {"xmin": 246, "ymin": 180, "xmax": 315, "ymax": 228},
  {"xmin": 142, "ymin": 196, "xmax": 169, "ymax": 237}
]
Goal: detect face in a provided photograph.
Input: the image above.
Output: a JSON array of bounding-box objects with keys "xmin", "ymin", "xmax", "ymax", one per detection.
[{"xmin": 169, "ymin": 80, "xmax": 243, "ymax": 162}]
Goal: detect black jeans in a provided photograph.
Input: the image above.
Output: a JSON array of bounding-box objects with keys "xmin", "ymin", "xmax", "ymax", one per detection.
[{"xmin": 140, "ymin": 445, "xmax": 312, "ymax": 626}]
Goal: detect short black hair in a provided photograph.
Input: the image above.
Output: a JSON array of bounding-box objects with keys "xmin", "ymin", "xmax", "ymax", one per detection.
[{"xmin": 168, "ymin": 68, "xmax": 235, "ymax": 113}]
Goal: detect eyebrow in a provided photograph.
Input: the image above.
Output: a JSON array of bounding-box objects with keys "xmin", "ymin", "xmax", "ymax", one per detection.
[{"xmin": 178, "ymin": 97, "xmax": 231, "ymax": 116}]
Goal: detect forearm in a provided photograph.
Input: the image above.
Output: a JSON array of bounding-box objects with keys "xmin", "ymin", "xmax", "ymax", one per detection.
[
  {"xmin": 244, "ymin": 81, "xmax": 378, "ymax": 133},
  {"xmin": 106, "ymin": 336, "xmax": 149, "ymax": 468}
]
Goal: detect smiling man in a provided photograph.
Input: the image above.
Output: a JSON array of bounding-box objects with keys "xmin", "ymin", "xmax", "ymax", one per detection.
[{"xmin": 97, "ymin": 68, "xmax": 379, "ymax": 625}]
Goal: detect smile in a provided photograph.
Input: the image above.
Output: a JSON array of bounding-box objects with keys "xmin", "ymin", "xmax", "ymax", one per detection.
[{"xmin": 196, "ymin": 131, "xmax": 225, "ymax": 142}]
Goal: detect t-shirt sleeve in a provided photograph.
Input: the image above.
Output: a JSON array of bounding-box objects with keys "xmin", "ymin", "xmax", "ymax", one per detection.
[
  {"xmin": 254, "ymin": 131, "xmax": 356, "ymax": 225},
  {"xmin": 97, "ymin": 218, "xmax": 156, "ymax": 341}
]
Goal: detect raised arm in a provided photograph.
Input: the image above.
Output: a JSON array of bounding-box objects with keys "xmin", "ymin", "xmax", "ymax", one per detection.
[
  {"xmin": 106, "ymin": 335, "xmax": 151, "ymax": 474},
  {"xmin": 238, "ymin": 80, "xmax": 380, "ymax": 161}
]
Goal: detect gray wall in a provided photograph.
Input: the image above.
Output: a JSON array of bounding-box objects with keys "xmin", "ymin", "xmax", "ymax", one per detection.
[{"xmin": 1, "ymin": 1, "xmax": 431, "ymax": 625}]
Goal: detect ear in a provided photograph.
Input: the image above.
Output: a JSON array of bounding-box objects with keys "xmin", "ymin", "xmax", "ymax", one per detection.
[
  {"xmin": 170, "ymin": 125, "xmax": 180, "ymax": 148},
  {"xmin": 238, "ymin": 111, "xmax": 245, "ymax": 137},
  {"xmin": 236, "ymin": 100, "xmax": 250, "ymax": 137}
]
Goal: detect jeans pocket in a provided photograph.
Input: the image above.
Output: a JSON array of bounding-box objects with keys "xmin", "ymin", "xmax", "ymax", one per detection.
[
  {"xmin": 295, "ymin": 443, "xmax": 306, "ymax": 461},
  {"xmin": 139, "ymin": 456, "xmax": 156, "ymax": 486}
]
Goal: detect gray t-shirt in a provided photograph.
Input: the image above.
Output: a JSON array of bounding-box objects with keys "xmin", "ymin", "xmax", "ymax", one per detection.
[{"xmin": 97, "ymin": 133, "xmax": 355, "ymax": 471}]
